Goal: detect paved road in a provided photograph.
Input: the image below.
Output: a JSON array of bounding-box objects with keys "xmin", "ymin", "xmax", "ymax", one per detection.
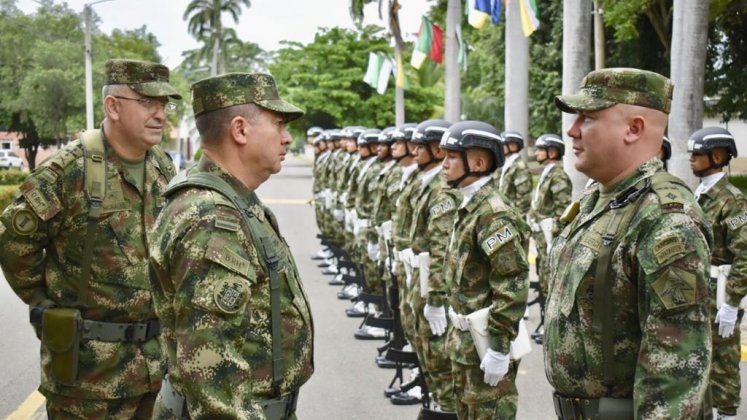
[{"xmin": 2, "ymin": 155, "xmax": 746, "ymax": 419}]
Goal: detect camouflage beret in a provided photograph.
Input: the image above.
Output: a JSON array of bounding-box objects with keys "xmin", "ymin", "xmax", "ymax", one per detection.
[
  {"xmin": 105, "ymin": 59, "xmax": 181, "ymax": 99},
  {"xmin": 555, "ymin": 67, "xmax": 673, "ymax": 114},
  {"xmin": 191, "ymin": 73, "xmax": 304, "ymax": 121}
]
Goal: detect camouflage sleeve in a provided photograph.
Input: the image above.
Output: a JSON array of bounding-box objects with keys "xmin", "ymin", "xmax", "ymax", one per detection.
[
  {"xmin": 723, "ymin": 194, "xmax": 747, "ymax": 306},
  {"xmin": 478, "ymin": 213, "xmax": 530, "ymax": 354},
  {"xmin": 0, "ymin": 167, "xmax": 64, "ymax": 306},
  {"xmin": 513, "ymin": 168, "xmax": 533, "ymax": 214},
  {"xmin": 426, "ymin": 191, "xmax": 459, "ymax": 307},
  {"xmin": 634, "ymin": 212, "xmax": 711, "ymax": 418},
  {"xmin": 550, "ymin": 172, "xmax": 572, "ymax": 227},
  {"xmin": 152, "ymin": 196, "xmax": 266, "ymax": 419}
]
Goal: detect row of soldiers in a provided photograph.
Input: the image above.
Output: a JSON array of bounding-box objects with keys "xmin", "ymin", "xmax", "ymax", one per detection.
[
  {"xmin": 307, "ymin": 71, "xmax": 746, "ymax": 419},
  {"xmin": 308, "ymin": 119, "xmax": 572, "ymax": 419}
]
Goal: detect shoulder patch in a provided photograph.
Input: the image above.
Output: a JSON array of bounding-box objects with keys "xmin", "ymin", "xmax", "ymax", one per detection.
[
  {"xmin": 206, "ymin": 237, "xmax": 253, "ymax": 278},
  {"xmin": 11, "ymin": 209, "xmax": 39, "ymax": 236},
  {"xmin": 651, "ymin": 266, "xmax": 696, "ymax": 310},
  {"xmin": 487, "ymin": 195, "xmax": 508, "ymax": 213},
  {"xmin": 215, "ymin": 215, "xmax": 240, "ymax": 232},
  {"xmin": 481, "ymin": 224, "xmax": 516, "ymax": 255},
  {"xmin": 20, "ymin": 182, "xmax": 61, "ymax": 221},
  {"xmin": 213, "ymin": 277, "xmax": 250, "ymax": 314},
  {"xmin": 515, "ymin": 174, "xmax": 530, "ymax": 185},
  {"xmin": 652, "ymin": 236, "xmax": 688, "ymax": 265},
  {"xmin": 727, "ymin": 211, "xmax": 747, "ymax": 230},
  {"xmin": 550, "ymin": 182, "xmax": 568, "ymax": 194},
  {"xmin": 430, "ymin": 199, "xmax": 455, "ymax": 217}
]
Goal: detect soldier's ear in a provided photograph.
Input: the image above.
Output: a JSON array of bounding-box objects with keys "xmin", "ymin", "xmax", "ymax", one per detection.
[
  {"xmin": 104, "ymin": 96, "xmax": 120, "ymax": 121},
  {"xmin": 624, "ymin": 115, "xmax": 645, "ymax": 145}
]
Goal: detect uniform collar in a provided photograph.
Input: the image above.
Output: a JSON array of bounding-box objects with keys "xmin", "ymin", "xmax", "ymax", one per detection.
[{"xmin": 460, "ymin": 176, "xmax": 493, "ymax": 209}]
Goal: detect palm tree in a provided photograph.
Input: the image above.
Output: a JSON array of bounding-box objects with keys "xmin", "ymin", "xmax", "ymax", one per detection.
[
  {"xmin": 183, "ymin": 0, "xmax": 251, "ymax": 76},
  {"xmin": 350, "ymin": 0, "xmax": 406, "ymax": 125}
]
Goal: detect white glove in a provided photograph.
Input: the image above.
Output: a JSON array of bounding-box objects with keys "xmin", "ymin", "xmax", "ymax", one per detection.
[
  {"xmin": 423, "ymin": 304, "xmax": 447, "ymax": 336},
  {"xmin": 715, "ymin": 303, "xmax": 739, "ymax": 338},
  {"xmin": 367, "ymin": 242, "xmax": 379, "ymax": 262},
  {"xmin": 480, "ymin": 349, "xmax": 509, "ymax": 386},
  {"xmin": 332, "ymin": 209, "xmax": 344, "ymax": 222}
]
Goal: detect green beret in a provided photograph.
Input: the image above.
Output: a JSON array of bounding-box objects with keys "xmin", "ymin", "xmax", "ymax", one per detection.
[
  {"xmin": 555, "ymin": 67, "xmax": 673, "ymax": 114},
  {"xmin": 105, "ymin": 59, "xmax": 182, "ymax": 99},
  {"xmin": 191, "ymin": 73, "xmax": 304, "ymax": 122}
]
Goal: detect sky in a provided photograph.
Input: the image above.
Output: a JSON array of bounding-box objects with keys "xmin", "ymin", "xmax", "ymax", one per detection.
[{"xmin": 17, "ymin": 0, "xmax": 433, "ymax": 68}]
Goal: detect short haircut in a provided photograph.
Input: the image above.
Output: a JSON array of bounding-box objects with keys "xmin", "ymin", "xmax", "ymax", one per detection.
[{"xmin": 196, "ymin": 103, "xmax": 261, "ymax": 146}]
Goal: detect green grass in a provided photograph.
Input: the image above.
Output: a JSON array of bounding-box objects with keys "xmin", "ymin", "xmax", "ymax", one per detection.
[{"xmin": 729, "ymin": 175, "xmax": 747, "ymax": 196}]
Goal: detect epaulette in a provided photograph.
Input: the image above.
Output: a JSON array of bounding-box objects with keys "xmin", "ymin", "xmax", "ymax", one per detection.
[
  {"xmin": 487, "ymin": 194, "xmax": 508, "ymax": 213},
  {"xmin": 650, "ymin": 172, "xmax": 688, "ymax": 214},
  {"xmin": 39, "ymin": 140, "xmax": 84, "ymax": 172},
  {"xmin": 150, "ymin": 145, "xmax": 177, "ymax": 179},
  {"xmin": 211, "ymin": 190, "xmax": 237, "ymax": 209}
]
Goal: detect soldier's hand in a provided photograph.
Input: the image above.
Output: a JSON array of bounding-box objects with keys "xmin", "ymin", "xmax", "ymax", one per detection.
[
  {"xmin": 423, "ymin": 304, "xmax": 446, "ymax": 336},
  {"xmin": 715, "ymin": 303, "xmax": 739, "ymax": 338},
  {"xmin": 480, "ymin": 349, "xmax": 509, "ymax": 386}
]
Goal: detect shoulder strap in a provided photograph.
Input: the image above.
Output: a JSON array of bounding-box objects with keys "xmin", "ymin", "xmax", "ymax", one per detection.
[
  {"xmin": 167, "ymin": 172, "xmax": 285, "ymax": 396},
  {"xmin": 150, "ymin": 145, "xmax": 177, "ymax": 180},
  {"xmin": 77, "ymin": 130, "xmax": 107, "ymax": 308}
]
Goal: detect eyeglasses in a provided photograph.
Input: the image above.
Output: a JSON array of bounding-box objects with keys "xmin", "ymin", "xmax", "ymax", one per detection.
[{"xmin": 113, "ymin": 95, "xmax": 177, "ymax": 113}]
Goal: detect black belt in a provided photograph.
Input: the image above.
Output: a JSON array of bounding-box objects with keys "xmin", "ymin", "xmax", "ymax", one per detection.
[
  {"xmin": 553, "ymin": 392, "xmax": 600, "ymax": 420},
  {"xmin": 552, "ymin": 392, "xmax": 634, "ymax": 420}
]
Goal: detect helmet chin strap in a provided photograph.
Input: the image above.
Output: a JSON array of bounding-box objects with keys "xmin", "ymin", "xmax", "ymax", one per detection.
[
  {"xmin": 417, "ymin": 144, "xmax": 437, "ymax": 169},
  {"xmin": 446, "ymin": 151, "xmax": 491, "ymax": 187},
  {"xmin": 694, "ymin": 151, "xmax": 720, "ymax": 177}
]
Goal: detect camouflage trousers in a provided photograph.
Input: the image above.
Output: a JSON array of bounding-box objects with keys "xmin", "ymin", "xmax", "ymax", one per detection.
[
  {"xmin": 420, "ymin": 329, "xmax": 456, "ymax": 412},
  {"xmin": 451, "ymin": 359, "xmax": 518, "ymax": 420},
  {"xmin": 44, "ymin": 390, "xmax": 157, "ymax": 419},
  {"xmin": 706, "ymin": 307, "xmax": 743, "ymax": 416},
  {"xmin": 397, "ymin": 264, "xmax": 417, "ymax": 344},
  {"xmin": 531, "ymin": 232, "xmax": 550, "ymax": 296}
]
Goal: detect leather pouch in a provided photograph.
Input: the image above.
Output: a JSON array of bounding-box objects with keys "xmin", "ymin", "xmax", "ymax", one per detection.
[{"xmin": 42, "ymin": 308, "xmax": 82, "ymax": 386}]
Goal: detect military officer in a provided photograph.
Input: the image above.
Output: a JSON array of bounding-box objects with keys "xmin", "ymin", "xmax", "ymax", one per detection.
[
  {"xmin": 688, "ymin": 127, "xmax": 747, "ymax": 420},
  {"xmin": 497, "ymin": 131, "xmax": 532, "ymax": 215},
  {"xmin": 545, "ymin": 68, "xmax": 713, "ymax": 419},
  {"xmin": 149, "ymin": 73, "xmax": 313, "ymax": 419},
  {"xmin": 440, "ymin": 120, "xmax": 530, "ymax": 419},
  {"xmin": 0, "ymin": 59, "xmax": 180, "ymax": 418}
]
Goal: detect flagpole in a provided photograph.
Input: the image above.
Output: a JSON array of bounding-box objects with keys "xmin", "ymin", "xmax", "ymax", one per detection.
[{"xmin": 444, "ymin": 0, "xmax": 461, "ymax": 122}]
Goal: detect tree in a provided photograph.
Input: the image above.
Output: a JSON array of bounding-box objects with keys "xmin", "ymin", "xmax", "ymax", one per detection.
[
  {"xmin": 268, "ymin": 26, "xmax": 441, "ymax": 136},
  {"xmin": 183, "ymin": 0, "xmax": 251, "ymax": 76}
]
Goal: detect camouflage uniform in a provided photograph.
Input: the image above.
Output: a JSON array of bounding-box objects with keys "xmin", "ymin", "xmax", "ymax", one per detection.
[
  {"xmin": 410, "ymin": 168, "xmax": 461, "ymax": 412},
  {"xmin": 150, "ymin": 157, "xmax": 313, "ymax": 419},
  {"xmin": 0, "ymin": 59, "xmax": 180, "ymax": 418},
  {"xmin": 497, "ymin": 153, "xmax": 532, "ymax": 215},
  {"xmin": 312, "ymin": 147, "xmax": 332, "ymax": 234},
  {"xmin": 444, "ymin": 177, "xmax": 530, "ymax": 419},
  {"xmin": 528, "ymin": 163, "xmax": 572, "ymax": 294},
  {"xmin": 149, "ymin": 72, "xmax": 312, "ymax": 419},
  {"xmin": 698, "ymin": 175, "xmax": 747, "ymax": 416},
  {"xmin": 544, "ymin": 158, "xmax": 713, "ymax": 418},
  {"xmin": 354, "ymin": 159, "xmax": 385, "ymax": 291}
]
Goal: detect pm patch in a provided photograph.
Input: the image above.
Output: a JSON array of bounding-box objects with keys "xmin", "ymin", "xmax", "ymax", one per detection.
[
  {"xmin": 551, "ymin": 182, "xmax": 568, "ymax": 194},
  {"xmin": 11, "ymin": 209, "xmax": 38, "ymax": 236},
  {"xmin": 481, "ymin": 225, "xmax": 515, "ymax": 255},
  {"xmin": 653, "ymin": 236, "xmax": 687, "ymax": 265},
  {"xmin": 213, "ymin": 277, "xmax": 250, "ymax": 314},
  {"xmin": 652, "ymin": 266, "xmax": 696, "ymax": 310},
  {"xmin": 727, "ymin": 211, "xmax": 747, "ymax": 230},
  {"xmin": 430, "ymin": 200, "xmax": 455, "ymax": 217}
]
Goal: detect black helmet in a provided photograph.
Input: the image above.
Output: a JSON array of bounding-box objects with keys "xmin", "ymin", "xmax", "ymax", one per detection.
[
  {"xmin": 661, "ymin": 136, "xmax": 671, "ymax": 161},
  {"xmin": 412, "ymin": 119, "xmax": 451, "ymax": 144},
  {"xmin": 440, "ymin": 121, "xmax": 504, "ymax": 187},
  {"xmin": 307, "ymin": 126, "xmax": 323, "ymax": 137},
  {"xmin": 535, "ymin": 133, "xmax": 565, "ymax": 158},
  {"xmin": 391, "ymin": 123, "xmax": 417, "ymax": 141},
  {"xmin": 357, "ymin": 128, "xmax": 381, "ymax": 147},
  {"xmin": 341, "ymin": 126, "xmax": 366, "ymax": 139},
  {"xmin": 501, "ymin": 130, "xmax": 524, "ymax": 150},
  {"xmin": 378, "ymin": 127, "xmax": 397, "ymax": 145},
  {"xmin": 687, "ymin": 127, "xmax": 737, "ymax": 158}
]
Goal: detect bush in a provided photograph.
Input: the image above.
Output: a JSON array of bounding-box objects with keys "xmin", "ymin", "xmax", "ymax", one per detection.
[
  {"xmin": 729, "ymin": 175, "xmax": 747, "ymax": 195},
  {"xmin": 0, "ymin": 169, "xmax": 28, "ymax": 185},
  {"xmin": 0, "ymin": 185, "xmax": 19, "ymax": 213}
]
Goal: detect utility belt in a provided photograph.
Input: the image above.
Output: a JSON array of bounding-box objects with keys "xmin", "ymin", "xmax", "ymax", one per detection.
[
  {"xmin": 29, "ymin": 306, "xmax": 160, "ymax": 386},
  {"xmin": 159, "ymin": 375, "xmax": 299, "ymax": 420},
  {"xmin": 552, "ymin": 392, "xmax": 633, "ymax": 420}
]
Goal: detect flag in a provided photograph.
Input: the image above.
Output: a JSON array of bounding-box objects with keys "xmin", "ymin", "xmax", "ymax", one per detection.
[
  {"xmin": 377, "ymin": 54, "xmax": 393, "ymax": 94},
  {"xmin": 411, "ymin": 16, "xmax": 444, "ymax": 69},
  {"xmin": 519, "ymin": 0, "xmax": 540, "ymax": 37},
  {"xmin": 363, "ymin": 52, "xmax": 383, "ymax": 88},
  {"xmin": 395, "ymin": 52, "xmax": 409, "ymax": 89},
  {"xmin": 466, "ymin": 0, "xmax": 502, "ymax": 29},
  {"xmin": 456, "ymin": 24, "xmax": 468, "ymax": 71}
]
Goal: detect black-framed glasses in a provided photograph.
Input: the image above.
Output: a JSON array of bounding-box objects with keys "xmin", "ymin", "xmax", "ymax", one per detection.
[{"xmin": 113, "ymin": 95, "xmax": 177, "ymax": 113}]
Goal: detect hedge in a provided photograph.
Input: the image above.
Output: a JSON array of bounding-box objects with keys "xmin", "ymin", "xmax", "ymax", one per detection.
[
  {"xmin": 0, "ymin": 169, "xmax": 27, "ymax": 186},
  {"xmin": 0, "ymin": 185, "xmax": 18, "ymax": 213}
]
